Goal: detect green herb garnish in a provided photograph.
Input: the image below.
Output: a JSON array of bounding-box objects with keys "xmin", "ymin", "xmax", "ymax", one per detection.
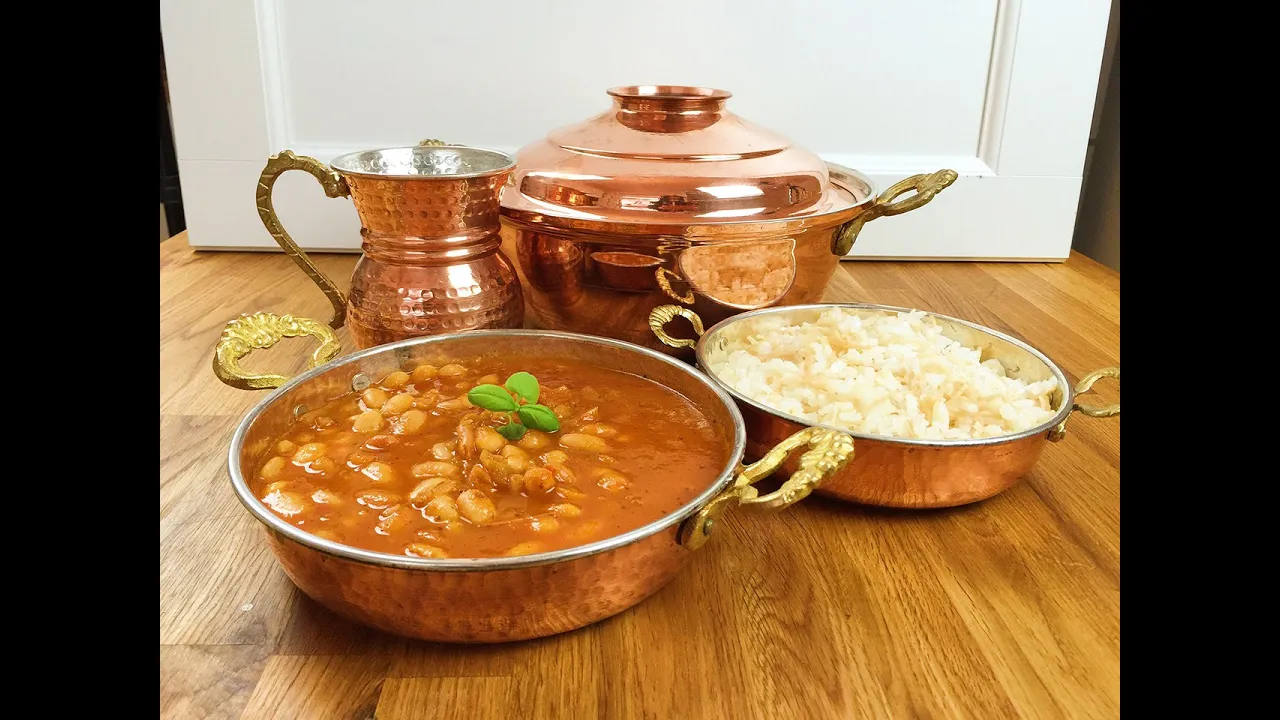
[
  {"xmin": 504, "ymin": 371, "xmax": 539, "ymax": 404},
  {"xmin": 467, "ymin": 372, "xmax": 561, "ymax": 441}
]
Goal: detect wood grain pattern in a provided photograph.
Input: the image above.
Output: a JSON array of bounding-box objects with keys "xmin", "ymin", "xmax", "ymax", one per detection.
[{"xmin": 159, "ymin": 233, "xmax": 1121, "ymax": 719}]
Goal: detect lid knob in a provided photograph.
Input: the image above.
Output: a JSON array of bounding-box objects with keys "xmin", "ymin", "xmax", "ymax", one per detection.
[{"xmin": 607, "ymin": 85, "xmax": 732, "ymax": 133}]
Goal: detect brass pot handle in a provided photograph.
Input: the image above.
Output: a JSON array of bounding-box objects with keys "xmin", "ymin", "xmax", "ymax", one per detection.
[
  {"xmin": 832, "ymin": 169, "xmax": 959, "ymax": 255},
  {"xmin": 212, "ymin": 311, "xmax": 342, "ymax": 391},
  {"xmin": 257, "ymin": 150, "xmax": 352, "ymax": 329},
  {"xmin": 654, "ymin": 266, "xmax": 696, "ymax": 305},
  {"xmin": 1048, "ymin": 366, "xmax": 1120, "ymax": 442},
  {"xmin": 680, "ymin": 427, "xmax": 856, "ymax": 550},
  {"xmin": 649, "ymin": 304, "xmax": 705, "ymax": 349}
]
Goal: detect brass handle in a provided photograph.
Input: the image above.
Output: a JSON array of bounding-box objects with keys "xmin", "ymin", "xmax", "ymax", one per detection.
[
  {"xmin": 679, "ymin": 427, "xmax": 856, "ymax": 550},
  {"xmin": 256, "ymin": 150, "xmax": 352, "ymax": 329},
  {"xmin": 1048, "ymin": 366, "xmax": 1120, "ymax": 442},
  {"xmin": 1073, "ymin": 367, "xmax": 1120, "ymax": 417},
  {"xmin": 832, "ymin": 169, "xmax": 959, "ymax": 255},
  {"xmin": 418, "ymin": 138, "xmax": 448, "ymax": 147},
  {"xmin": 648, "ymin": 304, "xmax": 705, "ymax": 349},
  {"xmin": 655, "ymin": 266, "xmax": 696, "ymax": 304},
  {"xmin": 212, "ymin": 311, "xmax": 342, "ymax": 391}
]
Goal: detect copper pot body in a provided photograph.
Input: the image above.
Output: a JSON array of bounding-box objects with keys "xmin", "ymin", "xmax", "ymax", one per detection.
[
  {"xmin": 500, "ymin": 219, "xmax": 848, "ymax": 354},
  {"xmin": 659, "ymin": 303, "xmax": 1119, "ymax": 509},
  {"xmin": 255, "ymin": 145, "xmax": 524, "ymax": 351}
]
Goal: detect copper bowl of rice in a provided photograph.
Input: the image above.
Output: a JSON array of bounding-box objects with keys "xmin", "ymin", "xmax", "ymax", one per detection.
[{"xmin": 650, "ymin": 303, "xmax": 1120, "ymax": 508}]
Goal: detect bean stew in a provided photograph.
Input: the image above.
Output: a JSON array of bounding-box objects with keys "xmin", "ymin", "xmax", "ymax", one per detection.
[{"xmin": 249, "ymin": 357, "xmax": 729, "ymax": 559}]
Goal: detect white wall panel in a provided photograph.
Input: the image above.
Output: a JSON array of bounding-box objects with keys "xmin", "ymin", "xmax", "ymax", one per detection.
[{"xmin": 161, "ymin": 0, "xmax": 1113, "ymax": 260}]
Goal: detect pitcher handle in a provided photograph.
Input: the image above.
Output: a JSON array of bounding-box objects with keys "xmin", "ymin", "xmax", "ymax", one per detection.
[
  {"xmin": 256, "ymin": 150, "xmax": 352, "ymax": 329},
  {"xmin": 832, "ymin": 169, "xmax": 959, "ymax": 255}
]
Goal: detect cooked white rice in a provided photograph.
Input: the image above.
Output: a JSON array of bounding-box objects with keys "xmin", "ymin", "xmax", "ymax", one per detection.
[{"xmin": 706, "ymin": 308, "xmax": 1059, "ymax": 440}]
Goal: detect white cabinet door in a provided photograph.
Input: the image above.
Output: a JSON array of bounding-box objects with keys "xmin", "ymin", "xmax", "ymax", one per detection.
[{"xmin": 161, "ymin": 0, "xmax": 1112, "ymax": 260}]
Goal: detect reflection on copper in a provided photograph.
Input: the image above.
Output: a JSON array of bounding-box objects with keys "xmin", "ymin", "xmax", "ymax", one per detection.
[
  {"xmin": 500, "ymin": 217, "xmax": 845, "ymax": 355},
  {"xmin": 503, "ymin": 85, "xmax": 855, "ymax": 227},
  {"xmin": 654, "ymin": 194, "xmax": 700, "ymax": 213},
  {"xmin": 610, "ymin": 85, "xmax": 729, "ymax": 133},
  {"xmin": 265, "ymin": 523, "xmax": 688, "ymax": 642},
  {"xmin": 678, "ymin": 239, "xmax": 797, "ymax": 310},
  {"xmin": 515, "ymin": 231, "xmax": 585, "ymax": 305},
  {"xmin": 343, "ymin": 166, "xmax": 523, "ymax": 348},
  {"xmin": 589, "ymin": 251, "xmax": 664, "ymax": 292},
  {"xmin": 518, "ymin": 175, "xmax": 823, "ymax": 220},
  {"xmin": 697, "ymin": 184, "xmax": 764, "ymax": 199},
  {"xmin": 518, "ymin": 175, "xmax": 600, "ymax": 209},
  {"xmin": 740, "ymin": 407, "xmax": 1049, "ymax": 509}
]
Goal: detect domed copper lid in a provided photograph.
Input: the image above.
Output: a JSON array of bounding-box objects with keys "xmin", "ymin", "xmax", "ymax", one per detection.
[{"xmin": 500, "ymin": 86, "xmax": 869, "ymax": 231}]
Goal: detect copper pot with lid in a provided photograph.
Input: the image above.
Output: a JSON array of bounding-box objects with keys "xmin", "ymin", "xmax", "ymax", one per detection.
[{"xmin": 499, "ymin": 85, "xmax": 958, "ymax": 354}]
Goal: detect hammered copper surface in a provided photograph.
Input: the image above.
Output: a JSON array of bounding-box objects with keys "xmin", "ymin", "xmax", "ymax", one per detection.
[
  {"xmin": 343, "ymin": 169, "xmax": 523, "ymax": 347},
  {"xmin": 740, "ymin": 410, "xmax": 1049, "ymax": 508},
  {"xmin": 264, "ymin": 525, "xmax": 687, "ymax": 643},
  {"xmin": 499, "ymin": 86, "xmax": 953, "ymax": 354},
  {"xmin": 256, "ymin": 146, "xmax": 524, "ymax": 351}
]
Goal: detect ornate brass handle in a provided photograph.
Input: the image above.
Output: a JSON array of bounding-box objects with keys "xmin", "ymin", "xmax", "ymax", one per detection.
[
  {"xmin": 418, "ymin": 139, "xmax": 448, "ymax": 147},
  {"xmin": 212, "ymin": 311, "xmax": 342, "ymax": 391},
  {"xmin": 680, "ymin": 427, "xmax": 856, "ymax": 550},
  {"xmin": 649, "ymin": 304, "xmax": 706, "ymax": 349},
  {"xmin": 256, "ymin": 150, "xmax": 352, "ymax": 329},
  {"xmin": 1073, "ymin": 367, "xmax": 1120, "ymax": 417},
  {"xmin": 832, "ymin": 169, "xmax": 959, "ymax": 255},
  {"xmin": 654, "ymin": 266, "xmax": 696, "ymax": 305},
  {"xmin": 1048, "ymin": 366, "xmax": 1120, "ymax": 442}
]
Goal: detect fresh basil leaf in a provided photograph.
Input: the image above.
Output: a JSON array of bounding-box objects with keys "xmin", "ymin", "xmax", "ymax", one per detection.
[
  {"xmin": 467, "ymin": 384, "xmax": 518, "ymax": 412},
  {"xmin": 505, "ymin": 371, "xmax": 540, "ymax": 404},
  {"xmin": 496, "ymin": 423, "xmax": 527, "ymax": 441},
  {"xmin": 517, "ymin": 404, "xmax": 560, "ymax": 432}
]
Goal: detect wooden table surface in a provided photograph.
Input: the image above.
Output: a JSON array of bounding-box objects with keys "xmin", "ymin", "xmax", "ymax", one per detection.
[{"xmin": 160, "ymin": 233, "xmax": 1120, "ymax": 720}]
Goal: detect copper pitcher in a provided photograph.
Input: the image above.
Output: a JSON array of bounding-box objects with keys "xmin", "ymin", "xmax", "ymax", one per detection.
[{"xmin": 256, "ymin": 143, "xmax": 524, "ymax": 349}]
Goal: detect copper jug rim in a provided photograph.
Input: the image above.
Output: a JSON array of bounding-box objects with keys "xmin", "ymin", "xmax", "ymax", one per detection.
[{"xmin": 330, "ymin": 145, "xmax": 515, "ymax": 180}]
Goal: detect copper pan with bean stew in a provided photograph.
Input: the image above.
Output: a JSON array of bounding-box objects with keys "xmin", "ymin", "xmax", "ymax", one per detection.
[{"xmin": 212, "ymin": 311, "xmax": 855, "ymax": 643}]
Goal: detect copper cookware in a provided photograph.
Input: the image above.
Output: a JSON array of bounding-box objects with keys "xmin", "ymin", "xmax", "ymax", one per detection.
[
  {"xmin": 212, "ymin": 313, "xmax": 856, "ymax": 642},
  {"xmin": 651, "ymin": 303, "xmax": 1121, "ymax": 508},
  {"xmin": 252, "ymin": 143, "xmax": 524, "ymax": 352},
  {"xmin": 499, "ymin": 85, "xmax": 958, "ymax": 354}
]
